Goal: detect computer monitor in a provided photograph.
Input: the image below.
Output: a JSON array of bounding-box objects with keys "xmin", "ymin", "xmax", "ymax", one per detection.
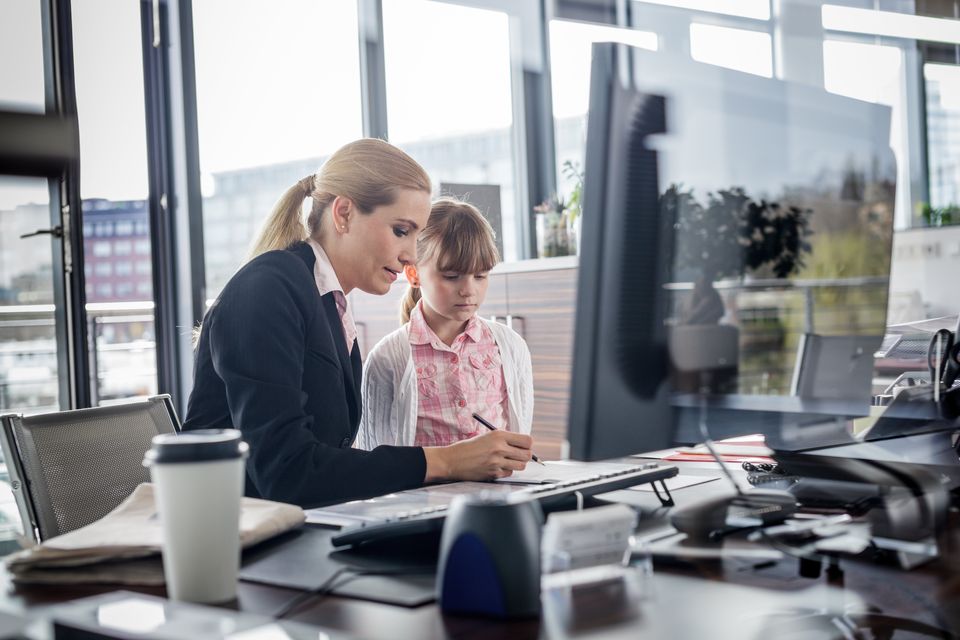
[{"xmin": 567, "ymin": 43, "xmax": 900, "ymax": 460}]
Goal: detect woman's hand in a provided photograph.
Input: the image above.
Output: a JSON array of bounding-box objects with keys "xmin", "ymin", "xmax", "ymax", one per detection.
[{"xmin": 423, "ymin": 431, "xmax": 534, "ymax": 482}]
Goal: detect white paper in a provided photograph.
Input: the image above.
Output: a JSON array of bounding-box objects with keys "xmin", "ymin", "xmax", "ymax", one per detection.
[{"xmin": 495, "ymin": 460, "xmax": 638, "ymax": 484}]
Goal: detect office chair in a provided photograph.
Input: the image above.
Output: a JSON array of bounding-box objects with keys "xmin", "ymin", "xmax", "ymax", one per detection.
[
  {"xmin": 790, "ymin": 333, "xmax": 879, "ymax": 400},
  {"xmin": 0, "ymin": 394, "xmax": 180, "ymax": 542},
  {"xmin": 669, "ymin": 324, "xmax": 740, "ymax": 394}
]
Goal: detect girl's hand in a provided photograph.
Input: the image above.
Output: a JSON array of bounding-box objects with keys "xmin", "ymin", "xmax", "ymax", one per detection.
[{"xmin": 423, "ymin": 430, "xmax": 533, "ymax": 482}]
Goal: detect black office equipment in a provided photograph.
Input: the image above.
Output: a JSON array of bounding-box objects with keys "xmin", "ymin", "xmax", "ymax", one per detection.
[
  {"xmin": 437, "ymin": 494, "xmax": 543, "ymax": 618},
  {"xmin": 565, "ymin": 42, "xmax": 900, "ymax": 457},
  {"xmin": 559, "ymin": 43, "xmax": 960, "ymax": 559},
  {"xmin": 669, "ymin": 489, "xmax": 796, "ymax": 541},
  {"xmin": 567, "ymin": 43, "xmax": 674, "ymax": 461},
  {"xmin": 330, "ymin": 462, "xmax": 677, "ymax": 548},
  {"xmin": 240, "ymin": 527, "xmax": 437, "ymax": 607}
]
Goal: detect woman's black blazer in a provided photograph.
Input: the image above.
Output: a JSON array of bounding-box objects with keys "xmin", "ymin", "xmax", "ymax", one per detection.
[{"xmin": 182, "ymin": 241, "xmax": 426, "ymax": 507}]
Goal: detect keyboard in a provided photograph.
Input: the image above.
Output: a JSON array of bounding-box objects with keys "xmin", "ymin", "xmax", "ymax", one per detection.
[{"xmin": 330, "ymin": 462, "xmax": 678, "ymax": 548}]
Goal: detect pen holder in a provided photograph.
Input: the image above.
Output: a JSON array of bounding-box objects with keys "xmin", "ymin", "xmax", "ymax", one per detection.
[{"xmin": 437, "ymin": 492, "xmax": 543, "ymax": 618}]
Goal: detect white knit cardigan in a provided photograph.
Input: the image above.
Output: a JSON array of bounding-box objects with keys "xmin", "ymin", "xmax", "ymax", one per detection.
[{"xmin": 356, "ymin": 317, "xmax": 534, "ymax": 449}]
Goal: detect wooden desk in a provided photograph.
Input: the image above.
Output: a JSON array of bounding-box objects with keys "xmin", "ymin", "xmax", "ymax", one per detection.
[{"xmin": 2, "ymin": 462, "xmax": 959, "ymax": 639}]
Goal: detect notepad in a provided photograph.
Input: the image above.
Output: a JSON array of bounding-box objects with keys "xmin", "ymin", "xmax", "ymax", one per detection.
[{"xmin": 495, "ymin": 460, "xmax": 638, "ymax": 484}]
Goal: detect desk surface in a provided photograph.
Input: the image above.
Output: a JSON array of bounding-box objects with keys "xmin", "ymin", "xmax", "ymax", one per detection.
[{"xmin": 2, "ymin": 461, "xmax": 959, "ymax": 640}]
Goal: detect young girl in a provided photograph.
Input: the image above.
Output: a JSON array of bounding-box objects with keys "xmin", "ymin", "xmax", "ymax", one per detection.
[{"xmin": 357, "ymin": 198, "xmax": 534, "ymax": 449}]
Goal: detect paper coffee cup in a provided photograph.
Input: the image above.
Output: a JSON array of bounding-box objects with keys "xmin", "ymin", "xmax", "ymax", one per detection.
[{"xmin": 143, "ymin": 429, "xmax": 249, "ymax": 603}]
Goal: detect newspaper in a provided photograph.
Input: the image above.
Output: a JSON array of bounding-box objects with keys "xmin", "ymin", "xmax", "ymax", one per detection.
[{"xmin": 5, "ymin": 483, "xmax": 304, "ymax": 585}]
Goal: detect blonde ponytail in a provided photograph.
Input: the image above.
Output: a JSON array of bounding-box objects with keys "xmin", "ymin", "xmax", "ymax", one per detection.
[
  {"xmin": 247, "ymin": 139, "xmax": 431, "ymax": 262},
  {"xmin": 247, "ymin": 175, "xmax": 314, "ymax": 260},
  {"xmin": 399, "ymin": 286, "xmax": 421, "ymax": 324}
]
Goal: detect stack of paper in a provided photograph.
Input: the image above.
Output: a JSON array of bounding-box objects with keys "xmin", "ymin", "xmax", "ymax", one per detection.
[{"xmin": 5, "ymin": 483, "xmax": 304, "ymax": 585}]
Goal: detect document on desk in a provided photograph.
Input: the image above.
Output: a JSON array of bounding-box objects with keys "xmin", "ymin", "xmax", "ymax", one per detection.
[
  {"xmin": 495, "ymin": 460, "xmax": 638, "ymax": 484},
  {"xmin": 305, "ymin": 481, "xmax": 531, "ymax": 527}
]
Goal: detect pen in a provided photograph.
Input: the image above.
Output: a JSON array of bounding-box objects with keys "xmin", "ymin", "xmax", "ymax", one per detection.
[{"xmin": 472, "ymin": 412, "xmax": 545, "ymax": 465}]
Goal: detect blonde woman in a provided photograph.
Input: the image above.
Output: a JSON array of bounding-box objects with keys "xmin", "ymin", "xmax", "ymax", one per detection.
[
  {"xmin": 357, "ymin": 198, "xmax": 533, "ymax": 450},
  {"xmin": 183, "ymin": 139, "xmax": 534, "ymax": 508}
]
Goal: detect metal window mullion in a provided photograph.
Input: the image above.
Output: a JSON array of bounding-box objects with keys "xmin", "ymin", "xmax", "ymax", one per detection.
[
  {"xmin": 41, "ymin": 0, "xmax": 91, "ymax": 410},
  {"xmin": 164, "ymin": 0, "xmax": 206, "ymax": 412},
  {"xmin": 140, "ymin": 0, "xmax": 180, "ymax": 405},
  {"xmin": 358, "ymin": 0, "xmax": 389, "ymax": 140},
  {"xmin": 515, "ymin": 0, "xmax": 557, "ymax": 259}
]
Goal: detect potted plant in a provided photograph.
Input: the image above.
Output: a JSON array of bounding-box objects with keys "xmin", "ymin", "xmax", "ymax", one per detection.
[
  {"xmin": 665, "ymin": 184, "xmax": 813, "ymax": 324},
  {"xmin": 533, "ymin": 161, "xmax": 586, "ymax": 258},
  {"xmin": 663, "ymin": 185, "xmax": 813, "ymax": 394}
]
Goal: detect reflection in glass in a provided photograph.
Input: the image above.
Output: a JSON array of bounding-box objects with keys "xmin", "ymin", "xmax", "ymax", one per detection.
[
  {"xmin": 625, "ymin": 49, "xmax": 896, "ymax": 398},
  {"xmin": 97, "ymin": 599, "xmax": 167, "ymax": 634}
]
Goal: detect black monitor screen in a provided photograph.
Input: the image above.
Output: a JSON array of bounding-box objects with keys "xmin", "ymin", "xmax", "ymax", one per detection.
[{"xmin": 568, "ymin": 43, "xmax": 897, "ymax": 460}]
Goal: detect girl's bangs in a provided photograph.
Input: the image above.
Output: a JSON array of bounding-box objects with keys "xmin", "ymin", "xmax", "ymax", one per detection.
[{"xmin": 434, "ymin": 220, "xmax": 499, "ymax": 274}]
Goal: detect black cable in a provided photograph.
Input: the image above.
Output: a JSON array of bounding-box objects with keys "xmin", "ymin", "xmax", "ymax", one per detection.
[
  {"xmin": 273, "ymin": 566, "xmax": 353, "ymax": 619},
  {"xmin": 273, "ymin": 566, "xmax": 436, "ymax": 619}
]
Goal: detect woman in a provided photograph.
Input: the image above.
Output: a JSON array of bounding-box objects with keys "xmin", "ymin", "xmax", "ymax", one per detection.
[{"xmin": 182, "ymin": 139, "xmax": 533, "ymax": 508}]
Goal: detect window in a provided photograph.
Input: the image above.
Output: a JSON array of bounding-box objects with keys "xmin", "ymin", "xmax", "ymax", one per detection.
[
  {"xmin": 115, "ymin": 261, "xmax": 133, "ymax": 276},
  {"xmin": 383, "ymin": 0, "xmax": 520, "ymax": 260},
  {"xmin": 822, "ymin": 40, "xmax": 910, "ymax": 227},
  {"xmin": 0, "ymin": 179, "xmax": 59, "ymax": 419},
  {"xmin": 689, "ymin": 23, "xmax": 772, "ymax": 78},
  {"xmin": 634, "ymin": 0, "xmax": 769, "ymax": 20},
  {"xmin": 0, "ymin": 0, "xmax": 43, "ymax": 112},
  {"xmin": 549, "ymin": 20, "xmax": 657, "ymax": 198},
  {"xmin": 72, "ymin": 0, "xmax": 157, "ymax": 404},
  {"xmin": 924, "ymin": 63, "xmax": 960, "ymax": 210},
  {"xmin": 94, "ymin": 262, "xmax": 113, "ymax": 277},
  {"xmin": 134, "ymin": 239, "xmax": 151, "ymax": 255},
  {"xmin": 192, "ymin": 0, "xmax": 363, "ymax": 298},
  {"xmin": 135, "ymin": 261, "xmax": 152, "ymax": 275}
]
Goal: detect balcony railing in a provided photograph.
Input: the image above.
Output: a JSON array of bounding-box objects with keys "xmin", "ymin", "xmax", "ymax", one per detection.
[{"xmin": 0, "ymin": 301, "xmax": 158, "ymax": 414}]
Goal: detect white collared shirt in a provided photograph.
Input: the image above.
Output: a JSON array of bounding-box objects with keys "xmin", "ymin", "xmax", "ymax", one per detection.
[{"xmin": 307, "ymin": 238, "xmax": 357, "ymax": 352}]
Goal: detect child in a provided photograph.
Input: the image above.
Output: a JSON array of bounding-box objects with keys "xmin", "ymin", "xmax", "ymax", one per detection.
[{"xmin": 357, "ymin": 198, "xmax": 533, "ymax": 448}]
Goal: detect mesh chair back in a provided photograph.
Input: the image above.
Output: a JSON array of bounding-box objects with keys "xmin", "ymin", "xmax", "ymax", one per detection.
[
  {"xmin": 791, "ymin": 334, "xmax": 879, "ymax": 400},
  {"xmin": 0, "ymin": 395, "xmax": 179, "ymax": 541}
]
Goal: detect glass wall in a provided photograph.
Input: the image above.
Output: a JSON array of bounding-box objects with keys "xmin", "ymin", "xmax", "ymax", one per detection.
[
  {"xmin": 192, "ymin": 0, "xmax": 364, "ymax": 299},
  {"xmin": 1, "ymin": 1, "xmax": 59, "ymax": 417},
  {"xmin": 0, "ymin": 0, "xmax": 50, "ymax": 552},
  {"xmin": 549, "ymin": 20, "xmax": 658, "ymax": 201},
  {"xmin": 382, "ymin": 0, "xmax": 520, "ymax": 260},
  {"xmin": 925, "ymin": 63, "xmax": 960, "ymax": 211},
  {"xmin": 72, "ymin": 0, "xmax": 158, "ymax": 405}
]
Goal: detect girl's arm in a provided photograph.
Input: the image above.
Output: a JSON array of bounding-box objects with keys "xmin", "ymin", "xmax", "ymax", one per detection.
[
  {"xmin": 357, "ymin": 346, "xmax": 399, "ymax": 450},
  {"xmin": 518, "ymin": 336, "xmax": 535, "ymax": 434}
]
